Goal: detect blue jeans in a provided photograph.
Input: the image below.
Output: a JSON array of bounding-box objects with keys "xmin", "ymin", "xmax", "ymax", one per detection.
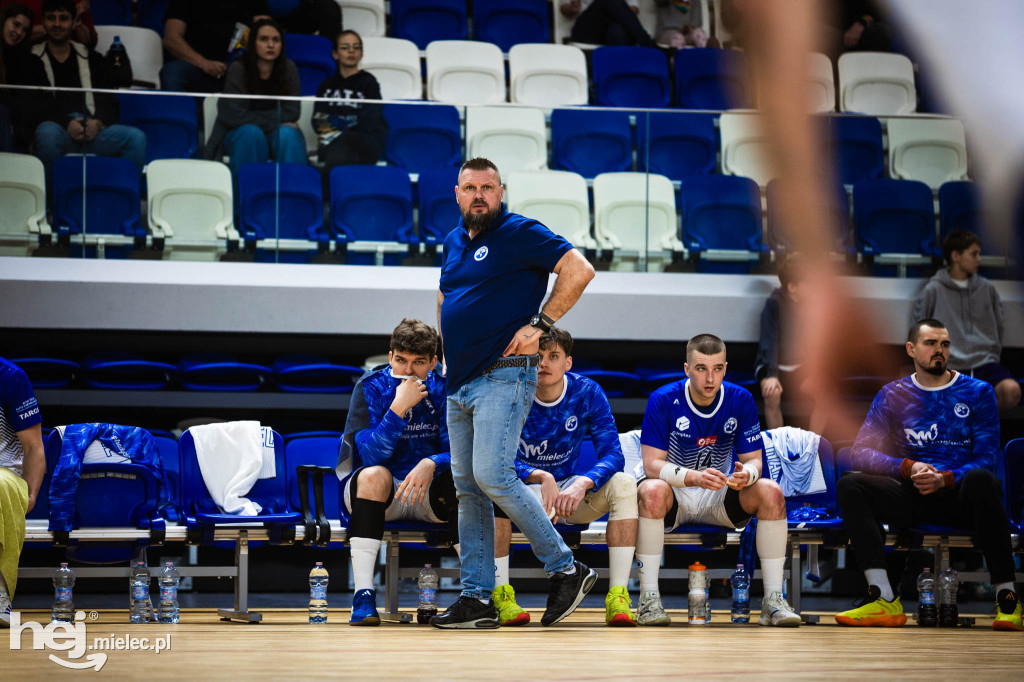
[
  {"xmin": 34, "ymin": 120, "xmax": 147, "ymax": 180},
  {"xmin": 223, "ymin": 124, "xmax": 307, "ymax": 178},
  {"xmin": 446, "ymin": 363, "xmax": 574, "ymax": 600}
]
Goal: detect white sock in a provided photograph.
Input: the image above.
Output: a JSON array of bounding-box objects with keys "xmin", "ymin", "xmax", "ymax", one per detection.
[
  {"xmin": 756, "ymin": 519, "xmax": 788, "ymax": 597},
  {"xmin": 995, "ymin": 582, "xmax": 1015, "ymax": 596},
  {"xmin": 0, "ymin": 568, "xmax": 8, "ymax": 595},
  {"xmin": 636, "ymin": 554, "xmax": 662, "ymax": 593},
  {"xmin": 608, "ymin": 546, "xmax": 634, "ymax": 589},
  {"xmin": 560, "ymin": 563, "xmax": 577, "ymax": 576},
  {"xmin": 494, "ymin": 555, "xmax": 510, "ymax": 586},
  {"xmin": 865, "ymin": 569, "xmax": 894, "ymax": 602},
  {"xmin": 349, "ymin": 536, "xmax": 381, "ymax": 593},
  {"xmin": 636, "ymin": 516, "xmax": 665, "ymax": 593}
]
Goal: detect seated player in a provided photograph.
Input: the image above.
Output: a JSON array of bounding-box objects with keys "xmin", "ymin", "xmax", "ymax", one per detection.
[
  {"xmin": 491, "ymin": 328, "xmax": 638, "ymax": 627},
  {"xmin": 835, "ymin": 319, "xmax": 1020, "ymax": 630},
  {"xmin": 341, "ymin": 318, "xmax": 457, "ymax": 626},
  {"xmin": 634, "ymin": 334, "xmax": 801, "ymax": 627}
]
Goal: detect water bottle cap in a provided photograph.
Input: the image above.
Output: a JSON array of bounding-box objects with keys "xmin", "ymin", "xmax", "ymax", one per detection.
[
  {"xmin": 60, "ymin": 562, "xmax": 68, "ymax": 568},
  {"xmin": 165, "ymin": 562, "xmax": 173, "ymax": 567},
  {"xmin": 689, "ymin": 561, "xmax": 705, "ymax": 570},
  {"xmin": 736, "ymin": 564, "xmax": 744, "ymax": 569},
  {"xmin": 315, "ymin": 562, "xmax": 323, "ymax": 566},
  {"xmin": 424, "ymin": 563, "xmax": 432, "ymax": 569}
]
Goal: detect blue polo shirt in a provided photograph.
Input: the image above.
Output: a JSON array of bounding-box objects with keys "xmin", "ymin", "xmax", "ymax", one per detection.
[
  {"xmin": 1, "ymin": 357, "xmax": 42, "ymax": 477},
  {"xmin": 439, "ymin": 205, "xmax": 573, "ymax": 392}
]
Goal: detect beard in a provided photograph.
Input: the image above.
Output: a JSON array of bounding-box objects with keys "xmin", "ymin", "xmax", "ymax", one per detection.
[
  {"xmin": 462, "ymin": 204, "xmax": 501, "ymax": 232},
  {"xmin": 921, "ymin": 356, "xmax": 947, "ymax": 376}
]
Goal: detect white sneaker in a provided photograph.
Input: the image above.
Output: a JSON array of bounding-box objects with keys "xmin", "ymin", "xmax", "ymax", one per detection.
[
  {"xmin": 0, "ymin": 592, "xmax": 11, "ymax": 628},
  {"xmin": 758, "ymin": 592, "xmax": 801, "ymax": 627},
  {"xmin": 636, "ymin": 589, "xmax": 671, "ymax": 626}
]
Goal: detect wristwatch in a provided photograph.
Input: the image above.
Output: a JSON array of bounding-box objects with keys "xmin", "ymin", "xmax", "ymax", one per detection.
[{"xmin": 530, "ymin": 312, "xmax": 555, "ymax": 333}]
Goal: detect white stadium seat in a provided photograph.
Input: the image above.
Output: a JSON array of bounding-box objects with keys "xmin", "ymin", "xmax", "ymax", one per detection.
[
  {"xmin": 838, "ymin": 52, "xmax": 916, "ymax": 116},
  {"xmin": 95, "ymin": 25, "xmax": 163, "ymax": 89},
  {"xmin": 465, "ymin": 106, "xmax": 547, "ymax": 173},
  {"xmin": 146, "ymin": 159, "xmax": 237, "ymax": 260},
  {"xmin": 339, "ymin": 0, "xmax": 386, "ymax": 38},
  {"xmin": 506, "ymin": 170, "xmax": 595, "ymax": 249},
  {"xmin": 808, "ymin": 52, "xmax": 836, "ymax": 113},
  {"xmin": 887, "ymin": 117, "xmax": 968, "ymax": 189},
  {"xmin": 426, "ymin": 40, "xmax": 506, "ymax": 105},
  {"xmin": 593, "ymin": 171, "xmax": 681, "ymax": 257},
  {"xmin": 720, "ymin": 111, "xmax": 775, "ymax": 186},
  {"xmin": 0, "ymin": 152, "xmax": 51, "ymax": 256},
  {"xmin": 508, "ymin": 44, "xmax": 588, "ymax": 107},
  {"xmin": 362, "ymin": 37, "xmax": 423, "ymax": 100}
]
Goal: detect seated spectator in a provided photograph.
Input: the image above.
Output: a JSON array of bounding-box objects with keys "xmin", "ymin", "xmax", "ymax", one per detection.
[
  {"xmin": 0, "ymin": 0, "xmax": 94, "ymax": 48},
  {"xmin": 654, "ymin": 0, "xmax": 710, "ymax": 48},
  {"xmin": 29, "ymin": 0, "xmax": 146, "ymax": 181},
  {"xmin": 312, "ymin": 29, "xmax": 387, "ymax": 173},
  {"xmin": 913, "ymin": 230, "xmax": 1021, "ymax": 413},
  {"xmin": 267, "ymin": 0, "xmax": 342, "ymax": 44},
  {"xmin": 0, "ymin": 2, "xmax": 38, "ymax": 150},
  {"xmin": 0, "ymin": 357, "xmax": 46, "ymax": 629},
  {"xmin": 205, "ymin": 18, "xmax": 304, "ymax": 182},
  {"xmin": 821, "ymin": 0, "xmax": 891, "ymax": 61},
  {"xmin": 160, "ymin": 0, "xmax": 270, "ymax": 93},
  {"xmin": 561, "ymin": 0, "xmax": 656, "ymax": 47}
]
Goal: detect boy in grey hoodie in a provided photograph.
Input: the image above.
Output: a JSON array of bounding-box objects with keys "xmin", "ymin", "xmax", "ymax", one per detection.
[{"xmin": 914, "ymin": 230, "xmax": 1021, "ymax": 412}]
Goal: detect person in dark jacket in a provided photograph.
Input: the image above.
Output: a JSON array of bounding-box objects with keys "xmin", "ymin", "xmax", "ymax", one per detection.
[
  {"xmin": 0, "ymin": 2, "xmax": 39, "ymax": 150},
  {"xmin": 311, "ymin": 29, "xmax": 387, "ymax": 173},
  {"xmin": 267, "ymin": 0, "xmax": 342, "ymax": 44},
  {"xmin": 29, "ymin": 0, "xmax": 145, "ymax": 179}
]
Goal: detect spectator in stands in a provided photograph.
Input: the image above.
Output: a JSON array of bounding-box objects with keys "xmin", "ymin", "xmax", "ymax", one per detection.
[
  {"xmin": 835, "ymin": 319, "xmax": 1020, "ymax": 631},
  {"xmin": 0, "ymin": 0, "xmax": 94, "ymax": 48},
  {"xmin": 756, "ymin": 259, "xmax": 826, "ymax": 433},
  {"xmin": 29, "ymin": 0, "xmax": 146, "ymax": 180},
  {"xmin": 821, "ymin": 0, "xmax": 891, "ymax": 60},
  {"xmin": 160, "ymin": 0, "xmax": 270, "ymax": 93},
  {"xmin": 634, "ymin": 333, "xmax": 801, "ymax": 626},
  {"xmin": 491, "ymin": 327, "xmax": 638, "ymax": 628},
  {"xmin": 312, "ymin": 29, "xmax": 387, "ymax": 175},
  {"xmin": 267, "ymin": 0, "xmax": 342, "ymax": 44},
  {"xmin": 340, "ymin": 318, "xmax": 457, "ymax": 626},
  {"xmin": 561, "ymin": 0, "xmax": 657, "ymax": 47},
  {"xmin": 206, "ymin": 18, "xmax": 304, "ymax": 184},
  {"xmin": 0, "ymin": 357, "xmax": 46, "ymax": 628},
  {"xmin": 0, "ymin": 2, "xmax": 37, "ymax": 150},
  {"xmin": 432, "ymin": 157, "xmax": 597, "ymax": 629},
  {"xmin": 913, "ymin": 230, "xmax": 1020, "ymax": 413},
  {"xmin": 653, "ymin": 0, "xmax": 711, "ymax": 48}
]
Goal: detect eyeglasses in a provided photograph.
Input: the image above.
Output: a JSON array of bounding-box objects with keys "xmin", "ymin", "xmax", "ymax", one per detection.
[{"xmin": 337, "ymin": 44, "xmax": 363, "ymax": 51}]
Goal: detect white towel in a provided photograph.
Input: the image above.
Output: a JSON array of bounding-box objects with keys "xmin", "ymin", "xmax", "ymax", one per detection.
[
  {"xmin": 191, "ymin": 421, "xmax": 277, "ymax": 516},
  {"xmin": 619, "ymin": 430, "xmax": 644, "ymax": 481},
  {"xmin": 763, "ymin": 426, "xmax": 826, "ymax": 497}
]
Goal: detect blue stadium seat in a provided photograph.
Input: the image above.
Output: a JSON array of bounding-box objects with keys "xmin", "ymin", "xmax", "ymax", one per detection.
[
  {"xmin": 766, "ymin": 179, "xmax": 851, "ymax": 255},
  {"xmin": 285, "ymin": 434, "xmax": 342, "ymax": 526},
  {"xmin": 551, "ymin": 108, "xmax": 632, "ymax": 178},
  {"xmin": 117, "ymin": 92, "xmax": 199, "ymax": 163},
  {"xmin": 636, "ymin": 111, "xmax": 718, "ymax": 180},
  {"xmin": 329, "ymin": 165, "xmax": 415, "ymax": 264},
  {"xmin": 938, "ymin": 181, "xmax": 981, "ymax": 239},
  {"xmin": 52, "ymin": 155, "xmax": 144, "ymax": 257},
  {"xmin": 853, "ymin": 178, "xmax": 939, "ymax": 275},
  {"xmin": 382, "ymin": 104, "xmax": 462, "ymax": 173},
  {"xmin": 1004, "ymin": 439, "xmax": 1024, "ymax": 533},
  {"xmin": 473, "ymin": 0, "xmax": 549, "ymax": 52},
  {"xmin": 152, "ymin": 433, "xmax": 181, "ymax": 522},
  {"xmin": 285, "ymin": 33, "xmax": 336, "ymax": 96},
  {"xmin": 575, "ymin": 369, "xmax": 642, "ymax": 398},
  {"xmin": 179, "ymin": 427, "xmax": 302, "ymax": 544},
  {"xmin": 10, "ymin": 356, "xmax": 79, "ymax": 389},
  {"xmin": 272, "ymin": 354, "xmax": 363, "ymax": 393},
  {"xmin": 82, "ymin": 351, "xmax": 176, "ymax": 390},
  {"xmin": 178, "ymin": 353, "xmax": 272, "ymax": 392},
  {"xmin": 591, "ymin": 46, "xmax": 671, "ymax": 108},
  {"xmin": 238, "ymin": 162, "xmax": 329, "ymax": 261},
  {"xmin": 673, "ymin": 48, "xmax": 750, "ymax": 110},
  {"xmin": 390, "ymin": 0, "xmax": 468, "ymax": 49},
  {"xmin": 90, "ymin": 0, "xmax": 133, "ymax": 25},
  {"xmin": 784, "ymin": 437, "xmax": 841, "ymax": 530},
  {"xmin": 416, "ymin": 168, "xmax": 461, "ymax": 247},
  {"xmin": 138, "ymin": 0, "xmax": 170, "ymax": 35},
  {"xmin": 828, "ymin": 116, "xmax": 884, "ymax": 185},
  {"xmin": 283, "ymin": 430, "xmax": 343, "ymax": 442},
  {"xmin": 679, "ymin": 175, "xmax": 766, "ymax": 273}
]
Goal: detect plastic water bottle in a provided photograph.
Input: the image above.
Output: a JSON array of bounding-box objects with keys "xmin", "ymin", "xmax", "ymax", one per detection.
[
  {"xmin": 106, "ymin": 35, "xmax": 133, "ymax": 88},
  {"xmin": 687, "ymin": 561, "xmax": 708, "ymax": 625},
  {"xmin": 938, "ymin": 567, "xmax": 959, "ymax": 627},
  {"xmin": 731, "ymin": 564, "xmax": 750, "ymax": 624},
  {"xmin": 129, "ymin": 562, "xmax": 151, "ymax": 624},
  {"xmin": 157, "ymin": 562, "xmax": 181, "ymax": 624},
  {"xmin": 916, "ymin": 567, "xmax": 937, "ymax": 627},
  {"xmin": 52, "ymin": 563, "xmax": 75, "ymax": 623},
  {"xmin": 417, "ymin": 564, "xmax": 439, "ymax": 624},
  {"xmin": 308, "ymin": 562, "xmax": 329, "ymax": 624}
]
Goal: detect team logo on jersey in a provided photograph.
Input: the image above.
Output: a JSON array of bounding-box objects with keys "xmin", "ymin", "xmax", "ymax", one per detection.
[
  {"xmin": 673, "ymin": 399, "xmax": 679, "ymax": 405},
  {"xmin": 519, "ymin": 438, "xmax": 548, "ymax": 458},
  {"xmin": 904, "ymin": 423, "xmax": 939, "ymax": 446},
  {"xmin": 565, "ymin": 415, "xmax": 578, "ymax": 431},
  {"xmin": 724, "ymin": 417, "xmax": 738, "ymax": 434},
  {"xmin": 676, "ymin": 416, "xmax": 690, "ymax": 431},
  {"xmin": 954, "ymin": 403, "xmax": 970, "ymax": 418},
  {"xmin": 697, "ymin": 436, "xmax": 718, "ymax": 447},
  {"xmin": 474, "ymin": 246, "xmax": 489, "ymax": 261}
]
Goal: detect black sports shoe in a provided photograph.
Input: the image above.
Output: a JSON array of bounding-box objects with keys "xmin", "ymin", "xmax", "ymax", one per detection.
[
  {"xmin": 541, "ymin": 560, "xmax": 597, "ymax": 626},
  {"xmin": 430, "ymin": 595, "xmax": 499, "ymax": 629}
]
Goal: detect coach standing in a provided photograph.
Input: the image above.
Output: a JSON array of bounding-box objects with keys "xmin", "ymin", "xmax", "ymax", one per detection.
[{"xmin": 431, "ymin": 158, "xmax": 597, "ymax": 629}]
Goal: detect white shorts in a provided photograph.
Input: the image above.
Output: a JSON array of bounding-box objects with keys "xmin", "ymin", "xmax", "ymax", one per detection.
[
  {"xmin": 342, "ymin": 469, "xmax": 444, "ymax": 524},
  {"xmin": 512, "ymin": 472, "xmax": 638, "ymax": 524},
  {"xmin": 665, "ymin": 485, "xmax": 752, "ymax": 532}
]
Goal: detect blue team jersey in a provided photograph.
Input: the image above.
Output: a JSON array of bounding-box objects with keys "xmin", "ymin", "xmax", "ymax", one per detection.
[
  {"xmin": 851, "ymin": 372, "xmax": 1000, "ymax": 485},
  {"xmin": 0, "ymin": 357, "xmax": 42, "ymax": 477},
  {"xmin": 354, "ymin": 366, "xmax": 451, "ymax": 479},
  {"xmin": 640, "ymin": 379, "xmax": 762, "ymax": 474},
  {"xmin": 515, "ymin": 372, "xmax": 624, "ymax": 489}
]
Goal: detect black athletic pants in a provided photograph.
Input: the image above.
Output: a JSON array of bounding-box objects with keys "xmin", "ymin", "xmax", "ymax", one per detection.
[{"xmin": 569, "ymin": 0, "xmax": 655, "ymax": 46}]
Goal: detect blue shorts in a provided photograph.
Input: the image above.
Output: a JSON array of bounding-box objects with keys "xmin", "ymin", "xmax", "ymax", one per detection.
[{"xmin": 966, "ymin": 363, "xmax": 1014, "ymax": 387}]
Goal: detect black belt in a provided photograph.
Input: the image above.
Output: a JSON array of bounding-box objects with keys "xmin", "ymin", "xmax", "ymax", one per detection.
[{"xmin": 484, "ymin": 355, "xmax": 539, "ymax": 373}]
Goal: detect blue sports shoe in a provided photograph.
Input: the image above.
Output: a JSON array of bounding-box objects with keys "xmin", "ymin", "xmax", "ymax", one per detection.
[{"xmin": 350, "ymin": 588, "xmax": 380, "ymax": 626}]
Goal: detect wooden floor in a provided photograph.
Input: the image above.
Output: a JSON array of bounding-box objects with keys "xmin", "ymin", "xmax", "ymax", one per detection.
[{"xmin": 7, "ymin": 607, "xmax": 1024, "ymax": 680}]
